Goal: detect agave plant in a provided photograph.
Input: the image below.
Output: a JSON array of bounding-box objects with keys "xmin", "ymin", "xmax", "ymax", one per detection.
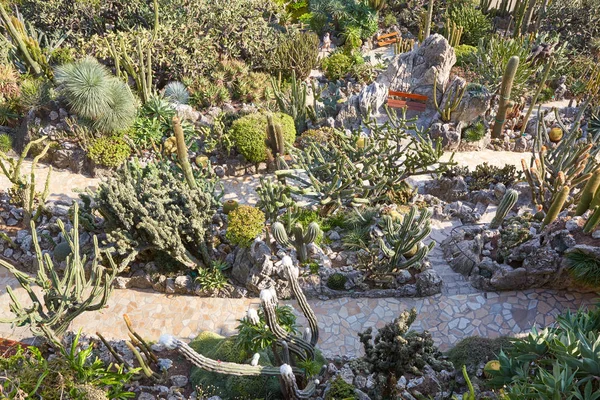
[{"xmin": 164, "ymin": 81, "xmax": 189, "ymax": 105}]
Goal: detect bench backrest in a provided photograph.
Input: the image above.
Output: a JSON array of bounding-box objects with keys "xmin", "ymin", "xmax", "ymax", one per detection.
[
  {"xmin": 376, "ymin": 32, "xmax": 399, "ymax": 40},
  {"xmin": 387, "ymin": 90, "xmax": 428, "ymax": 111}
]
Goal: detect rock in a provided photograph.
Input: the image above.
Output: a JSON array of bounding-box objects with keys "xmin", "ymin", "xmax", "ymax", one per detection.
[
  {"xmin": 175, "ymin": 104, "xmax": 200, "ymax": 122},
  {"xmin": 415, "ymin": 269, "xmax": 443, "ymax": 296},
  {"xmin": 565, "ymin": 217, "xmax": 583, "ymax": 232},
  {"xmin": 514, "ymin": 136, "xmax": 528, "ymax": 152},
  {"xmin": 443, "ymin": 232, "xmax": 484, "ymax": 276},
  {"xmin": 174, "ymin": 275, "xmax": 193, "ymax": 294},
  {"xmin": 429, "ymin": 122, "xmax": 461, "ymax": 150},
  {"xmin": 593, "ymin": 230, "xmax": 600, "ymax": 239},
  {"xmin": 396, "ymin": 269, "xmax": 412, "ymax": 284},
  {"xmin": 490, "ymin": 265, "xmax": 528, "ymax": 290},
  {"xmin": 6, "ymin": 218, "xmax": 18, "ymax": 226},
  {"xmin": 339, "ymin": 366, "xmax": 355, "ymax": 384},
  {"xmin": 127, "ymin": 274, "xmax": 154, "ymax": 289},
  {"xmin": 335, "ymin": 96, "xmax": 361, "ymax": 130},
  {"xmin": 354, "ymin": 389, "xmax": 371, "ymax": 400},
  {"xmin": 165, "ymin": 278, "xmax": 176, "ymax": 294},
  {"xmin": 423, "ymin": 177, "xmax": 468, "ymax": 202},
  {"xmin": 170, "ymin": 375, "xmax": 188, "ymax": 388},
  {"xmin": 250, "ymin": 240, "xmax": 272, "ymax": 264},
  {"xmin": 157, "ymin": 358, "xmax": 173, "ymax": 371},
  {"xmin": 153, "ymin": 275, "xmax": 167, "ymax": 292},
  {"xmin": 113, "ymin": 277, "xmax": 130, "ymax": 289},
  {"xmin": 354, "ymin": 375, "xmax": 367, "ymax": 389},
  {"xmin": 358, "ymin": 80, "xmax": 387, "ymax": 117},
  {"xmin": 396, "ymin": 375, "xmax": 407, "ymax": 389},
  {"xmin": 214, "ymin": 165, "xmax": 225, "ymax": 178},
  {"xmin": 49, "ymin": 111, "xmax": 59, "ymax": 121},
  {"xmin": 231, "ymin": 247, "xmax": 253, "ymax": 285},
  {"xmin": 452, "ymin": 83, "xmax": 491, "ymax": 124},
  {"xmin": 52, "ymin": 149, "xmax": 72, "ymax": 169},
  {"xmin": 328, "ymin": 230, "xmax": 341, "ymax": 241},
  {"xmin": 138, "ymin": 393, "xmax": 156, "ymax": 400},
  {"xmin": 327, "ymin": 363, "xmax": 338, "ymax": 374},
  {"xmin": 69, "ymin": 148, "xmax": 86, "ymax": 174}
]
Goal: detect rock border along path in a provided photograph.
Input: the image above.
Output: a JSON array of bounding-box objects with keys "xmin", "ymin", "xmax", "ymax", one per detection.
[{"xmin": 0, "ymin": 151, "xmax": 598, "ymax": 358}]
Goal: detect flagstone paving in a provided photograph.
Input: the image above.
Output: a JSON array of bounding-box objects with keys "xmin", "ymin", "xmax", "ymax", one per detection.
[{"xmin": 0, "ymin": 150, "xmax": 598, "ymax": 358}]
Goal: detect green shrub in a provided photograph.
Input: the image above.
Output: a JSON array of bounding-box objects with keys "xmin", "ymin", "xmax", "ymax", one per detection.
[
  {"xmin": 189, "ymin": 331, "xmax": 282, "ymax": 399},
  {"xmin": 0, "ymin": 133, "xmax": 12, "ymax": 152},
  {"xmin": 448, "ymin": 6, "xmax": 492, "ymax": 46},
  {"xmin": 325, "ymin": 375, "xmax": 357, "ymax": 399},
  {"xmin": 195, "ymin": 267, "xmax": 229, "ymax": 291},
  {"xmin": 309, "ymin": 0, "xmax": 378, "ymax": 39},
  {"xmin": 270, "ymin": 31, "xmax": 320, "ymax": 80},
  {"xmin": 447, "ymin": 336, "xmax": 513, "ymax": 372},
  {"xmin": 229, "ymin": 112, "xmax": 296, "ymax": 163},
  {"xmin": 327, "ymin": 272, "xmax": 347, "ymax": 290},
  {"xmin": 454, "ymin": 44, "xmax": 477, "ymax": 67},
  {"xmin": 297, "ymin": 127, "xmax": 335, "ymax": 149},
  {"xmin": 86, "ymin": 135, "xmax": 131, "ymax": 168},
  {"xmin": 382, "ymin": 12, "xmax": 398, "ymax": 28},
  {"xmin": 226, "ymin": 205, "xmax": 265, "ymax": 247},
  {"xmin": 55, "ymin": 57, "xmax": 137, "ymax": 134},
  {"xmin": 321, "ymin": 51, "xmax": 364, "ymax": 81}
]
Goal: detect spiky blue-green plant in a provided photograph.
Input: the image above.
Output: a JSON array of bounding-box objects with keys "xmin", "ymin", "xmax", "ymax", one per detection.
[
  {"xmin": 94, "ymin": 78, "xmax": 137, "ymax": 133},
  {"xmin": 55, "ymin": 57, "xmax": 112, "ymax": 120},
  {"xmin": 164, "ymin": 81, "xmax": 189, "ymax": 105}
]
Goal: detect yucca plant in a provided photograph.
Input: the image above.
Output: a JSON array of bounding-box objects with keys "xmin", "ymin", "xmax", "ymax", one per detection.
[
  {"xmin": 164, "ymin": 81, "xmax": 189, "ymax": 104},
  {"xmin": 565, "ymin": 250, "xmax": 600, "ymax": 287}
]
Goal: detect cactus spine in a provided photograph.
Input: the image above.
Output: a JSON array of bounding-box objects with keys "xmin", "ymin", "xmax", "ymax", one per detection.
[
  {"xmin": 492, "ymin": 56, "xmax": 519, "ymax": 139},
  {"xmin": 172, "ymin": 116, "xmax": 197, "ymax": 190},
  {"xmin": 541, "ymin": 186, "xmax": 570, "ymax": 229},
  {"xmin": 490, "ymin": 189, "xmax": 519, "ymax": 229},
  {"xmin": 272, "ymin": 221, "xmax": 320, "ymax": 263},
  {"xmin": 575, "ymin": 168, "xmax": 600, "ymax": 215}
]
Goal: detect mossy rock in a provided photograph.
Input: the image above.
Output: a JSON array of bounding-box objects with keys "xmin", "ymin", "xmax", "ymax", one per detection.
[
  {"xmin": 229, "ymin": 112, "xmax": 296, "ymax": 163},
  {"xmin": 189, "ymin": 331, "xmax": 282, "ymax": 399}
]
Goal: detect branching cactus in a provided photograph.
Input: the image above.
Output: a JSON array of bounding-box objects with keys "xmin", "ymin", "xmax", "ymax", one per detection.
[
  {"xmin": 0, "ymin": 202, "xmax": 122, "ymax": 346},
  {"xmin": 377, "ymin": 207, "xmax": 435, "ymax": 273},
  {"xmin": 490, "ymin": 189, "xmax": 519, "ymax": 229},
  {"xmin": 272, "ymin": 221, "xmax": 320, "ymax": 263},
  {"xmin": 172, "ymin": 115, "xmax": 197, "ymax": 189},
  {"xmin": 541, "ymin": 185, "xmax": 570, "ymax": 229},
  {"xmin": 256, "ymin": 177, "xmax": 295, "ymax": 223},
  {"xmin": 159, "ymin": 256, "xmax": 322, "ymax": 400},
  {"xmin": 433, "ymin": 72, "xmax": 466, "ymax": 122}
]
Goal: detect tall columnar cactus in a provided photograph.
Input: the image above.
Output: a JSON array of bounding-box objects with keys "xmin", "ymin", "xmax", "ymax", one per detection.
[
  {"xmin": 271, "ymin": 71, "xmax": 308, "ymax": 133},
  {"xmin": 0, "ymin": 203, "xmax": 122, "ymax": 346},
  {"xmin": 520, "ymin": 57, "xmax": 554, "ymax": 136},
  {"xmin": 159, "ymin": 256, "xmax": 322, "ymax": 400},
  {"xmin": 378, "ymin": 207, "xmax": 435, "ymax": 273},
  {"xmin": 272, "ymin": 221, "xmax": 320, "ymax": 263},
  {"xmin": 256, "ymin": 177, "xmax": 295, "ymax": 223},
  {"xmin": 423, "ymin": 0, "xmax": 435, "ymax": 40},
  {"xmin": 492, "ymin": 56, "xmax": 519, "ymax": 139},
  {"xmin": 433, "ymin": 73, "xmax": 466, "ymax": 122},
  {"xmin": 444, "ymin": 18, "xmax": 464, "ymax": 47},
  {"xmin": 490, "ymin": 189, "xmax": 519, "ymax": 229},
  {"xmin": 172, "ymin": 116, "xmax": 197, "ymax": 189},
  {"xmin": 108, "ymin": 36, "xmax": 154, "ymax": 103},
  {"xmin": 541, "ymin": 186, "xmax": 570, "ymax": 229},
  {"xmin": 265, "ymin": 115, "xmax": 286, "ymax": 170},
  {"xmin": 393, "ymin": 37, "xmax": 415, "ymax": 55},
  {"xmin": 575, "ymin": 168, "xmax": 600, "ymax": 216}
]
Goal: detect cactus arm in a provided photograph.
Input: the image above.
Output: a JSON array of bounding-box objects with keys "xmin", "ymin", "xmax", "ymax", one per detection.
[
  {"xmin": 172, "ymin": 116, "xmax": 197, "ymax": 190},
  {"xmin": 520, "ymin": 57, "xmax": 554, "ymax": 135},
  {"xmin": 575, "ymin": 168, "xmax": 600, "ymax": 215},
  {"xmin": 583, "ymin": 207, "xmax": 600, "ymax": 233},
  {"xmin": 282, "ymin": 257, "xmax": 319, "ymax": 346},
  {"xmin": 541, "ymin": 186, "xmax": 570, "ymax": 229},
  {"xmin": 490, "ymin": 189, "xmax": 519, "ymax": 229},
  {"xmin": 0, "ymin": 3, "xmax": 42, "ymax": 75}
]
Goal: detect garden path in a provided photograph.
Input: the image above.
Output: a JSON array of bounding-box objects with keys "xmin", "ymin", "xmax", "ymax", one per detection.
[{"xmin": 0, "ymin": 150, "xmax": 597, "ymax": 358}]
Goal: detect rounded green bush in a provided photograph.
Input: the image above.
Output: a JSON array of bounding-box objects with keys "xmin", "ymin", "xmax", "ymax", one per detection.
[
  {"xmin": 454, "ymin": 44, "xmax": 477, "ymax": 67},
  {"xmin": 229, "ymin": 112, "xmax": 296, "ymax": 163},
  {"xmin": 226, "ymin": 205, "xmax": 265, "ymax": 247},
  {"xmin": 321, "ymin": 52, "xmax": 354, "ymax": 81},
  {"xmin": 449, "ymin": 6, "xmax": 492, "ymax": 46},
  {"xmin": 327, "ymin": 272, "xmax": 347, "ymax": 290},
  {"xmin": 87, "ymin": 136, "xmax": 131, "ymax": 168}
]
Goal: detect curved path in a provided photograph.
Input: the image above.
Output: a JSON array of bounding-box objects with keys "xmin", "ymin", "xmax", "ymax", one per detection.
[{"xmin": 0, "ymin": 151, "xmax": 597, "ymax": 358}]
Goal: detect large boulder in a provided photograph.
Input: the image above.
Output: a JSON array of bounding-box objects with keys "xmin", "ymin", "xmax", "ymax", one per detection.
[{"xmin": 451, "ymin": 83, "xmax": 491, "ymax": 125}]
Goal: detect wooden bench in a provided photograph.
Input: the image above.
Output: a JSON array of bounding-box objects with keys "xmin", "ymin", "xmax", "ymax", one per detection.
[
  {"xmin": 387, "ymin": 90, "xmax": 428, "ymax": 112},
  {"xmin": 376, "ymin": 31, "xmax": 400, "ymax": 47}
]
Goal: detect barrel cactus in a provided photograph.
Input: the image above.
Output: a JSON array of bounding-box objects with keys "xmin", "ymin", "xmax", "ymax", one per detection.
[{"xmin": 489, "ymin": 189, "xmax": 518, "ymax": 229}]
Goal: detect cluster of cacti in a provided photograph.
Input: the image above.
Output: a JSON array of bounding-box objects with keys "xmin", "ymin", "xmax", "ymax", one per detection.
[
  {"xmin": 271, "ymin": 71, "xmax": 308, "ymax": 133},
  {"xmin": 0, "ymin": 202, "xmax": 122, "ymax": 346},
  {"xmin": 94, "ymin": 160, "xmax": 215, "ymax": 269},
  {"xmin": 160, "ymin": 256, "xmax": 322, "ymax": 400},
  {"xmin": 376, "ymin": 207, "xmax": 435, "ymax": 273},
  {"xmin": 276, "ymin": 113, "xmax": 453, "ymax": 216},
  {"xmin": 108, "ymin": 35, "xmax": 154, "ymax": 103},
  {"xmin": 271, "ymin": 31, "xmax": 320, "ymax": 81},
  {"xmin": 492, "ymin": 56, "xmax": 519, "ymax": 139},
  {"xmin": 256, "ymin": 176, "xmax": 295, "ymax": 222},
  {"xmin": 490, "ymin": 189, "xmax": 519, "ymax": 229},
  {"xmin": 444, "ymin": 18, "xmax": 464, "ymax": 47},
  {"xmin": 272, "ymin": 221, "xmax": 320, "ymax": 263},
  {"xmin": 393, "ymin": 37, "xmax": 415, "ymax": 55},
  {"xmin": 0, "ymin": 136, "xmax": 52, "ymax": 225},
  {"xmin": 523, "ymin": 104, "xmax": 600, "ymax": 222},
  {"xmin": 0, "ymin": 3, "xmax": 47, "ymax": 77},
  {"xmin": 433, "ymin": 72, "xmax": 466, "ymax": 122}
]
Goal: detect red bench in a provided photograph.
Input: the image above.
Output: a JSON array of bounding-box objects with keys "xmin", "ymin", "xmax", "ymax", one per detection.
[
  {"xmin": 377, "ymin": 32, "xmax": 400, "ymax": 47},
  {"xmin": 387, "ymin": 90, "xmax": 428, "ymax": 112}
]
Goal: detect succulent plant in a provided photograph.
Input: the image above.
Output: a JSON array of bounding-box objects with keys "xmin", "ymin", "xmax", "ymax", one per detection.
[{"xmin": 272, "ymin": 221, "xmax": 320, "ymax": 263}]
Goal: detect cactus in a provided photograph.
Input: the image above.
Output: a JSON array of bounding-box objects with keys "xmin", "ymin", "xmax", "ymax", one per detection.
[
  {"xmin": 541, "ymin": 186, "xmax": 570, "ymax": 229},
  {"xmin": 256, "ymin": 177, "xmax": 295, "ymax": 222},
  {"xmin": 444, "ymin": 18, "xmax": 464, "ymax": 47},
  {"xmin": 490, "ymin": 189, "xmax": 519, "ymax": 229},
  {"xmin": 377, "ymin": 207, "xmax": 435, "ymax": 273},
  {"xmin": 583, "ymin": 206, "xmax": 600, "ymax": 233},
  {"xmin": 433, "ymin": 72, "xmax": 466, "ymax": 122},
  {"xmin": 272, "ymin": 221, "xmax": 320, "ymax": 263},
  {"xmin": 575, "ymin": 168, "xmax": 600, "ymax": 215},
  {"xmin": 271, "ymin": 71, "xmax": 307, "ymax": 133},
  {"xmin": 520, "ymin": 57, "xmax": 554, "ymax": 136},
  {"xmin": 223, "ymin": 199, "xmax": 239, "ymax": 215},
  {"xmin": 158, "ymin": 256, "xmax": 322, "ymax": 400},
  {"xmin": 0, "ymin": 3, "xmax": 43, "ymax": 76},
  {"xmin": 108, "ymin": 35, "xmax": 154, "ymax": 103},
  {"xmin": 492, "ymin": 56, "xmax": 519, "ymax": 138},
  {"xmin": 423, "ymin": 0, "xmax": 435, "ymax": 40},
  {"xmin": 0, "ymin": 136, "xmax": 52, "ymax": 225},
  {"xmin": 0, "ymin": 202, "xmax": 122, "ymax": 346},
  {"xmin": 393, "ymin": 37, "xmax": 415, "ymax": 55},
  {"xmin": 265, "ymin": 115, "xmax": 286, "ymax": 170},
  {"xmin": 172, "ymin": 116, "xmax": 197, "ymax": 190}
]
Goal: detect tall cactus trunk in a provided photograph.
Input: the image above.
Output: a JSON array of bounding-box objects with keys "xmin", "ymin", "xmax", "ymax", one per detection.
[
  {"xmin": 520, "ymin": 0, "xmax": 538, "ymax": 36},
  {"xmin": 520, "ymin": 57, "xmax": 553, "ymax": 136},
  {"xmin": 492, "ymin": 56, "xmax": 519, "ymax": 139},
  {"xmin": 172, "ymin": 116, "xmax": 197, "ymax": 190},
  {"xmin": 423, "ymin": 0, "xmax": 435, "ymax": 40}
]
